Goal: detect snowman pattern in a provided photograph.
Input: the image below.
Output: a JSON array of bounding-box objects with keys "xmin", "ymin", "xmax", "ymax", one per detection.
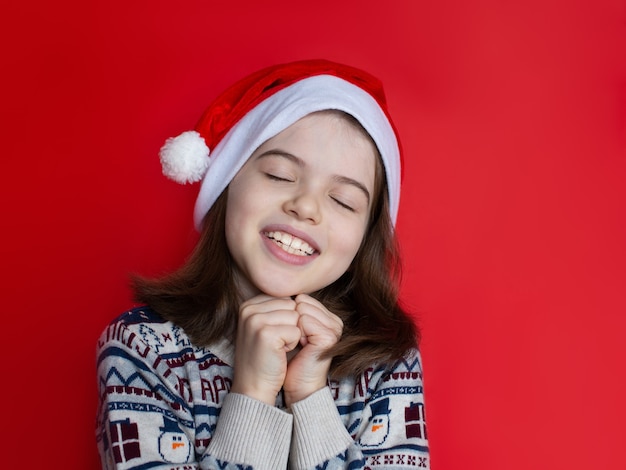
[
  {"xmin": 358, "ymin": 397, "xmax": 391, "ymax": 447},
  {"xmin": 158, "ymin": 416, "xmax": 191, "ymax": 463}
]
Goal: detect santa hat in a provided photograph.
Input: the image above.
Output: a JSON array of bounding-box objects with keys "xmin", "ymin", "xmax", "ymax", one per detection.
[{"xmin": 159, "ymin": 59, "xmax": 402, "ymax": 230}]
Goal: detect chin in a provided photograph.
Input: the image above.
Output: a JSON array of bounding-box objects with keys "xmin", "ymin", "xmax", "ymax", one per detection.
[
  {"xmin": 255, "ymin": 283, "xmax": 314, "ymax": 299},
  {"xmin": 259, "ymin": 287, "xmax": 303, "ymax": 298}
]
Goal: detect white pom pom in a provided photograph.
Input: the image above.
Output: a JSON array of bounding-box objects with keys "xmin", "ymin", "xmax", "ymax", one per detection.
[{"xmin": 159, "ymin": 130, "xmax": 210, "ymax": 184}]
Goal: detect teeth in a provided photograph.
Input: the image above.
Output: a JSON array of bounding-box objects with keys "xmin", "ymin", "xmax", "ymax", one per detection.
[{"xmin": 265, "ymin": 231, "xmax": 315, "ymax": 256}]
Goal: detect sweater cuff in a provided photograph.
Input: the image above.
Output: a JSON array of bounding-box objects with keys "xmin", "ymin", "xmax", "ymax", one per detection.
[
  {"xmin": 290, "ymin": 387, "xmax": 354, "ymax": 469},
  {"xmin": 207, "ymin": 392, "xmax": 293, "ymax": 470}
]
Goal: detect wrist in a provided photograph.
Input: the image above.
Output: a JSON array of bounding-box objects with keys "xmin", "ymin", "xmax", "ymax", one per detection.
[
  {"xmin": 284, "ymin": 382, "xmax": 328, "ymax": 408},
  {"xmin": 231, "ymin": 381, "xmax": 278, "ymax": 406}
]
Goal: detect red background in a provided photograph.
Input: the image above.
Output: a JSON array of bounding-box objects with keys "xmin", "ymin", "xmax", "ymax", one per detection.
[{"xmin": 2, "ymin": 1, "xmax": 625, "ymax": 468}]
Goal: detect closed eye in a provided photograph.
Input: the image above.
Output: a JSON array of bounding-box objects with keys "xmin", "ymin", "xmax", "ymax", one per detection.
[
  {"xmin": 265, "ymin": 173, "xmax": 294, "ymax": 182},
  {"xmin": 331, "ymin": 197, "xmax": 355, "ymax": 212}
]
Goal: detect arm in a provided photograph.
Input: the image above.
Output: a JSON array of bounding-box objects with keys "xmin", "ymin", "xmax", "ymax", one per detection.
[
  {"xmin": 96, "ymin": 323, "xmax": 200, "ymax": 470},
  {"xmin": 96, "ymin": 310, "xmax": 293, "ymax": 470},
  {"xmin": 288, "ymin": 349, "xmax": 430, "ymax": 469},
  {"xmin": 204, "ymin": 392, "xmax": 292, "ymax": 469}
]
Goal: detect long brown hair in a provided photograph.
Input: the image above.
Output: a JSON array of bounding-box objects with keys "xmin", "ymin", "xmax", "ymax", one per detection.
[{"xmin": 133, "ymin": 112, "xmax": 419, "ymax": 378}]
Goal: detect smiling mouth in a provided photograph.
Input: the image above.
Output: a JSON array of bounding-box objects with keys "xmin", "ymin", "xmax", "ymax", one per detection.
[{"xmin": 264, "ymin": 231, "xmax": 316, "ymax": 256}]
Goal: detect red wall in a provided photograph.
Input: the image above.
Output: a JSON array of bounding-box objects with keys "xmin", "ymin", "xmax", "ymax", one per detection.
[{"xmin": 2, "ymin": 1, "xmax": 625, "ymax": 468}]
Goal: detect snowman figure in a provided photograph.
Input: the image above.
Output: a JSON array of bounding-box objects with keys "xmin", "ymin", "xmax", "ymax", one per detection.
[
  {"xmin": 158, "ymin": 416, "xmax": 191, "ymax": 463},
  {"xmin": 359, "ymin": 397, "xmax": 391, "ymax": 447}
]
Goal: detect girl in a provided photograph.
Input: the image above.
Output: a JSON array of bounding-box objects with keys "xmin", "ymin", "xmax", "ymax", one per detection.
[{"xmin": 96, "ymin": 60, "xmax": 429, "ymax": 469}]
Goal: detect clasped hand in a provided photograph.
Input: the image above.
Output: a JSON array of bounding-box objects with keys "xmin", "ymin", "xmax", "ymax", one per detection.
[{"xmin": 231, "ymin": 294, "xmax": 343, "ymax": 407}]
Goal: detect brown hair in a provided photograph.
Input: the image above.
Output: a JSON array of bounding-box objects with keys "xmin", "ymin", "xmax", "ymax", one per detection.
[{"xmin": 133, "ymin": 112, "xmax": 419, "ymax": 378}]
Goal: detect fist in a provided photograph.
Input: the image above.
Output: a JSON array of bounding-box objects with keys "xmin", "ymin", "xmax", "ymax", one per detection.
[
  {"xmin": 283, "ymin": 294, "xmax": 343, "ymax": 406},
  {"xmin": 230, "ymin": 295, "xmax": 302, "ymax": 405}
]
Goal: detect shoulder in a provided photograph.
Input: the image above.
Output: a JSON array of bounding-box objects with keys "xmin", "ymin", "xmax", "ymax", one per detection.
[
  {"xmin": 110, "ymin": 305, "xmax": 168, "ymax": 326},
  {"xmin": 358, "ymin": 348, "xmax": 425, "ymax": 395},
  {"xmin": 361, "ymin": 348, "xmax": 424, "ymax": 382},
  {"xmin": 97, "ymin": 306, "xmax": 234, "ymax": 366},
  {"xmin": 386, "ymin": 348, "xmax": 424, "ymax": 374},
  {"xmin": 97, "ymin": 306, "xmax": 194, "ymax": 356},
  {"xmin": 375, "ymin": 348, "xmax": 424, "ymax": 382},
  {"xmin": 331, "ymin": 349, "xmax": 425, "ymax": 401}
]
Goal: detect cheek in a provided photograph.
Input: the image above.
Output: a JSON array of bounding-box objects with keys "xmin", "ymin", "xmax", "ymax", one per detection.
[
  {"xmin": 334, "ymin": 223, "xmax": 368, "ymax": 262},
  {"xmin": 224, "ymin": 180, "xmax": 255, "ymax": 228},
  {"xmin": 224, "ymin": 195, "xmax": 249, "ymax": 256}
]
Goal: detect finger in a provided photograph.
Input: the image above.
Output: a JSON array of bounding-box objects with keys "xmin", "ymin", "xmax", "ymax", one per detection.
[
  {"xmin": 298, "ymin": 314, "xmax": 342, "ymax": 348},
  {"xmin": 243, "ymin": 309, "xmax": 301, "ymax": 334},
  {"xmin": 256, "ymin": 324, "xmax": 302, "ymax": 352},
  {"xmin": 296, "ymin": 307, "xmax": 343, "ymax": 341},
  {"xmin": 240, "ymin": 296, "xmax": 297, "ymax": 320},
  {"xmin": 294, "ymin": 294, "xmax": 338, "ymax": 320},
  {"xmin": 293, "ymin": 293, "xmax": 323, "ymax": 309},
  {"xmin": 294, "ymin": 295, "xmax": 343, "ymax": 332},
  {"xmin": 241, "ymin": 295, "xmax": 296, "ymax": 311}
]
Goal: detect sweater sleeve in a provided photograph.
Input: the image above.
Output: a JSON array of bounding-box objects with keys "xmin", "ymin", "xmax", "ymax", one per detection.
[
  {"xmin": 96, "ymin": 312, "xmax": 292, "ymax": 470},
  {"xmin": 204, "ymin": 393, "xmax": 292, "ymax": 469},
  {"xmin": 288, "ymin": 349, "xmax": 430, "ymax": 469}
]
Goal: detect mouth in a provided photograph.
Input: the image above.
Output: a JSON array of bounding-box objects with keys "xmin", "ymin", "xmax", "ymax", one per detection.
[{"xmin": 263, "ymin": 230, "xmax": 317, "ymax": 257}]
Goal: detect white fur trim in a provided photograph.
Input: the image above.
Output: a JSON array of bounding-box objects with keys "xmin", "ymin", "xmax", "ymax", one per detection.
[
  {"xmin": 193, "ymin": 75, "xmax": 401, "ymax": 229},
  {"xmin": 160, "ymin": 130, "xmax": 211, "ymax": 184}
]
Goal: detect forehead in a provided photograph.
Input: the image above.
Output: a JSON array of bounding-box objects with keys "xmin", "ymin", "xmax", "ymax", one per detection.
[
  {"xmin": 256, "ymin": 112, "xmax": 378, "ymax": 167},
  {"xmin": 275, "ymin": 110, "xmax": 371, "ymax": 141}
]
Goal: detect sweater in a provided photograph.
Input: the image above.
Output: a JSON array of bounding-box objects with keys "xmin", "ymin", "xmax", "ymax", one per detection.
[{"xmin": 96, "ymin": 306, "xmax": 430, "ymax": 469}]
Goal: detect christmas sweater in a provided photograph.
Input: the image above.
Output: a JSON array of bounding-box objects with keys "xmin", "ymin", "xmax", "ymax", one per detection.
[{"xmin": 96, "ymin": 306, "xmax": 430, "ymax": 469}]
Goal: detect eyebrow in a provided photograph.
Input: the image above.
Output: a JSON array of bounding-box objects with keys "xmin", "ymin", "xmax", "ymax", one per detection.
[{"xmin": 256, "ymin": 149, "xmax": 371, "ymax": 203}]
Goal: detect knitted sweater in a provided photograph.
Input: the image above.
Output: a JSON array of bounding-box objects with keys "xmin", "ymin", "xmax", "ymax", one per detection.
[{"xmin": 96, "ymin": 307, "xmax": 430, "ymax": 469}]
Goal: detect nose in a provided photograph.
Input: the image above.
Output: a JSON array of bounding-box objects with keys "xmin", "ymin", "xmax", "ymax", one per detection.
[{"xmin": 283, "ymin": 189, "xmax": 321, "ymax": 223}]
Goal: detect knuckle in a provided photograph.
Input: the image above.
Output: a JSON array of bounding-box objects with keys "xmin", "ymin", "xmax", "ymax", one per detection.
[
  {"xmin": 256, "ymin": 326, "xmax": 274, "ymax": 342},
  {"xmin": 246, "ymin": 312, "xmax": 265, "ymax": 329},
  {"xmin": 239, "ymin": 302, "xmax": 256, "ymax": 319}
]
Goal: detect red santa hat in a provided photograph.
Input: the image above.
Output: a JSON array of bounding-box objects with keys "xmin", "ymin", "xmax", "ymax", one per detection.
[{"xmin": 159, "ymin": 59, "xmax": 402, "ymax": 230}]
